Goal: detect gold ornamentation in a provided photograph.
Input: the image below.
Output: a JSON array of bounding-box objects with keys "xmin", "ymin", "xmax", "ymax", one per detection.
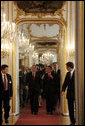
[{"xmin": 14, "ymin": 1, "xmax": 66, "ymax": 18}]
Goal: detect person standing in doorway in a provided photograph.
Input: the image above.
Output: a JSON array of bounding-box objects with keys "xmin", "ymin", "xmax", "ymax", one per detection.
[
  {"xmin": 0, "ymin": 65, "xmax": 13, "ymax": 125},
  {"xmin": 62, "ymin": 62, "xmax": 75, "ymax": 125}
]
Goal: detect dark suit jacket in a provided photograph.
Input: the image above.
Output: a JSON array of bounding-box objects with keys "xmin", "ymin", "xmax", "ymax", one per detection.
[
  {"xmin": 62, "ymin": 71, "xmax": 75, "ymax": 100},
  {"xmin": 19, "ymin": 71, "xmax": 27, "ymax": 90},
  {"xmin": 26, "ymin": 72, "xmax": 42, "ymax": 93},
  {"xmin": 1, "ymin": 73, "xmax": 13, "ymax": 99},
  {"xmin": 43, "ymin": 73, "xmax": 57, "ymax": 94},
  {"xmin": 51, "ymin": 69, "xmax": 61, "ymax": 94}
]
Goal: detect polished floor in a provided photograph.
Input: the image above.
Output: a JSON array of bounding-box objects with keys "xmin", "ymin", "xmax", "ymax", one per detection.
[
  {"xmin": 2, "ymin": 115, "xmax": 70, "ymax": 125},
  {"xmin": 2, "ymin": 101, "xmax": 70, "ymax": 125}
]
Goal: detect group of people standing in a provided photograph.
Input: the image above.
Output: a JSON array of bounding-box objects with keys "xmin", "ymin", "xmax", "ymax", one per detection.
[{"xmin": 0, "ymin": 61, "xmax": 76, "ymax": 125}]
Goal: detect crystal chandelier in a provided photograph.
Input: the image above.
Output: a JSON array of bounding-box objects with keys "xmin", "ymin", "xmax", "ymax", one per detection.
[
  {"xmin": 40, "ymin": 52, "xmax": 54, "ymax": 64},
  {"xmin": 17, "ymin": 28, "xmax": 35, "ymax": 59},
  {"xmin": 1, "ymin": 39, "xmax": 9, "ymax": 58},
  {"xmin": 32, "ymin": 52, "xmax": 38, "ymax": 60},
  {"xmin": 17, "ymin": 31, "xmax": 29, "ymax": 48},
  {"xmin": 1, "ymin": 13, "xmax": 16, "ymax": 40},
  {"xmin": 1, "ymin": 13, "xmax": 16, "ymax": 58},
  {"xmin": 19, "ymin": 42, "xmax": 35, "ymax": 59}
]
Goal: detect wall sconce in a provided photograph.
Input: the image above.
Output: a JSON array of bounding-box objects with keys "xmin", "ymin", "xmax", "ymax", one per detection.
[
  {"xmin": 1, "ymin": 39, "xmax": 9, "ymax": 58},
  {"xmin": 66, "ymin": 43, "xmax": 75, "ymax": 56}
]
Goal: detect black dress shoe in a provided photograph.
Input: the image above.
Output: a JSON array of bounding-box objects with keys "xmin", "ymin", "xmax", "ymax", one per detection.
[
  {"xmin": 0, "ymin": 122, "xmax": 2, "ymax": 125},
  {"xmin": 0, "ymin": 120, "xmax": 3, "ymax": 125},
  {"xmin": 34, "ymin": 112, "xmax": 38, "ymax": 115},
  {"xmin": 31, "ymin": 112, "xmax": 34, "ymax": 114},
  {"xmin": 51, "ymin": 110, "xmax": 55, "ymax": 115},
  {"xmin": 46, "ymin": 112, "xmax": 51, "ymax": 115},
  {"xmin": 5, "ymin": 119, "xmax": 9, "ymax": 124},
  {"xmin": 70, "ymin": 123, "xmax": 75, "ymax": 125}
]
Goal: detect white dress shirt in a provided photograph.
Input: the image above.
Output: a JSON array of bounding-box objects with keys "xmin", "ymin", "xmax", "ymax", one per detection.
[{"xmin": 70, "ymin": 69, "xmax": 74, "ymax": 78}]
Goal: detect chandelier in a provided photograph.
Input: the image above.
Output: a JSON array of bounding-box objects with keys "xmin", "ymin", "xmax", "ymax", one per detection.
[
  {"xmin": 40, "ymin": 52, "xmax": 54, "ymax": 64},
  {"xmin": 17, "ymin": 31, "xmax": 29, "ymax": 48},
  {"xmin": 1, "ymin": 39, "xmax": 10, "ymax": 58},
  {"xmin": 19, "ymin": 43, "xmax": 35, "ymax": 59},
  {"xmin": 1, "ymin": 13, "xmax": 16, "ymax": 58},
  {"xmin": 17, "ymin": 28, "xmax": 35, "ymax": 59},
  {"xmin": 1, "ymin": 13, "xmax": 16, "ymax": 40},
  {"xmin": 32, "ymin": 52, "xmax": 38, "ymax": 60}
]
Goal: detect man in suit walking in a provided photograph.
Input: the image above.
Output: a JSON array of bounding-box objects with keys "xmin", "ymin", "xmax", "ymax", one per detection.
[
  {"xmin": 0, "ymin": 65, "xmax": 13, "ymax": 125},
  {"xmin": 62, "ymin": 62, "xmax": 75, "ymax": 125},
  {"xmin": 25, "ymin": 65, "xmax": 43, "ymax": 115}
]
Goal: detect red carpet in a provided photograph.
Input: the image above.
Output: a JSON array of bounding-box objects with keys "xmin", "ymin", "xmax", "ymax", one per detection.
[{"xmin": 15, "ymin": 100, "xmax": 60, "ymax": 125}]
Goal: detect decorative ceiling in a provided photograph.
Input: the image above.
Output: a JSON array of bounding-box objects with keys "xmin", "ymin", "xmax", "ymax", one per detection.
[
  {"xmin": 30, "ymin": 24, "xmax": 60, "ymax": 38},
  {"xmin": 17, "ymin": 23, "xmax": 60, "ymax": 39},
  {"xmin": 16, "ymin": 1, "xmax": 65, "ymax": 14},
  {"xmin": 17, "ymin": 22, "xmax": 63, "ymax": 54}
]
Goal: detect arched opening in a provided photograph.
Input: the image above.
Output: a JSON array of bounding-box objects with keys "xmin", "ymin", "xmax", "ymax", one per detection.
[{"xmin": 1, "ymin": 1, "xmax": 84, "ymax": 125}]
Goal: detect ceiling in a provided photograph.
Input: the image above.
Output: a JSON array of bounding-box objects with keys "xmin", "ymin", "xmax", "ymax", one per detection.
[
  {"xmin": 16, "ymin": 1, "xmax": 66, "ymax": 57},
  {"xmin": 16, "ymin": 1, "xmax": 65, "ymax": 14},
  {"xmin": 17, "ymin": 22, "xmax": 61, "ymax": 53},
  {"xmin": 18, "ymin": 23, "xmax": 60, "ymax": 40},
  {"xmin": 30, "ymin": 24, "xmax": 60, "ymax": 38}
]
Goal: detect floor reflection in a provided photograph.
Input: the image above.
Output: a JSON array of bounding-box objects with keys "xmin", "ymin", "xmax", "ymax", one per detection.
[{"xmin": 2, "ymin": 112, "xmax": 70, "ymax": 125}]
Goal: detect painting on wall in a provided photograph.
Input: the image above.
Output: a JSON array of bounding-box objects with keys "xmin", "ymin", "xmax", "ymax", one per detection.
[{"xmin": 16, "ymin": 1, "xmax": 65, "ymax": 14}]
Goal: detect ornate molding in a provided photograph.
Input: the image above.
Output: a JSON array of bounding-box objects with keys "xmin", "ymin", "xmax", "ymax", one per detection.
[
  {"xmin": 14, "ymin": 1, "xmax": 66, "ymax": 17},
  {"xmin": 13, "ymin": 1, "xmax": 66, "ymax": 27}
]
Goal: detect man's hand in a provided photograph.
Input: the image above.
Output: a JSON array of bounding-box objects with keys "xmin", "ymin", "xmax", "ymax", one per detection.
[
  {"xmin": 41, "ymin": 75, "xmax": 45, "ymax": 80},
  {"xmin": 25, "ymin": 86, "xmax": 29, "ymax": 90},
  {"xmin": 49, "ymin": 74, "xmax": 54, "ymax": 79},
  {"xmin": 62, "ymin": 91, "xmax": 64, "ymax": 96},
  {"xmin": 10, "ymin": 97, "xmax": 12, "ymax": 100}
]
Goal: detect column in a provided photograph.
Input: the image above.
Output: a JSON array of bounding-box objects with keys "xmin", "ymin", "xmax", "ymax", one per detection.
[
  {"xmin": 12, "ymin": 36, "xmax": 19, "ymax": 115},
  {"xmin": 75, "ymin": 1, "xmax": 84, "ymax": 125}
]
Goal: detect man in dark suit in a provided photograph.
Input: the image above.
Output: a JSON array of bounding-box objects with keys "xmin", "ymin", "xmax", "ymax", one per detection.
[
  {"xmin": 25, "ymin": 65, "xmax": 42, "ymax": 115},
  {"xmin": 51, "ymin": 62, "xmax": 61, "ymax": 113},
  {"xmin": 43, "ymin": 66, "xmax": 57, "ymax": 115},
  {"xmin": 0, "ymin": 65, "xmax": 13, "ymax": 125},
  {"xmin": 62, "ymin": 62, "xmax": 75, "ymax": 125}
]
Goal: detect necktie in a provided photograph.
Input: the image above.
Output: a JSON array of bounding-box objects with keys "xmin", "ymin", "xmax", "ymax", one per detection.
[{"xmin": 4, "ymin": 75, "xmax": 6, "ymax": 90}]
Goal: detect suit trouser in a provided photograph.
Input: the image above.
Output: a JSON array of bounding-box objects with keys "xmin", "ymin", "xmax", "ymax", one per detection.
[
  {"xmin": 46, "ymin": 92, "xmax": 55, "ymax": 112},
  {"xmin": 20, "ymin": 88, "xmax": 24, "ymax": 106},
  {"xmin": 67, "ymin": 99, "xmax": 75, "ymax": 124},
  {"xmin": 29, "ymin": 90, "xmax": 39, "ymax": 113},
  {"xmin": 53, "ymin": 92, "xmax": 59, "ymax": 111},
  {"xmin": 2, "ymin": 91, "xmax": 10, "ymax": 120}
]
